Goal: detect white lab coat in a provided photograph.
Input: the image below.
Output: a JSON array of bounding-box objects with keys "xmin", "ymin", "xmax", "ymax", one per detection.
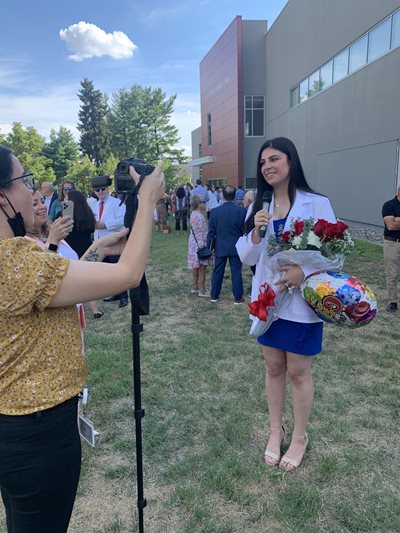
[{"xmin": 236, "ymin": 190, "xmax": 337, "ymax": 324}]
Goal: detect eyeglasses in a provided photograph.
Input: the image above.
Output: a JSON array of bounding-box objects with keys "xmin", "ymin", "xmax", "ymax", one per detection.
[
  {"xmin": 94, "ymin": 187, "xmax": 107, "ymax": 192},
  {"xmin": 1, "ymin": 172, "xmax": 35, "ymax": 190},
  {"xmin": 63, "ymin": 187, "xmax": 73, "ymax": 192}
]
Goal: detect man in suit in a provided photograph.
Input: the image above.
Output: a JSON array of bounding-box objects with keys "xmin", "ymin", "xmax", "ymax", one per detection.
[{"xmin": 207, "ymin": 185, "xmax": 246, "ymax": 303}]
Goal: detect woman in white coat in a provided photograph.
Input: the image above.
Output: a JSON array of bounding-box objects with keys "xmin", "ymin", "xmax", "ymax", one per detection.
[{"xmin": 236, "ymin": 137, "xmax": 337, "ymax": 471}]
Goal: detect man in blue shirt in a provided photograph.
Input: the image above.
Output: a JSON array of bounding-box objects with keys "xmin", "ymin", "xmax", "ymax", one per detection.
[
  {"xmin": 192, "ymin": 179, "xmax": 209, "ymax": 202},
  {"xmin": 235, "ymin": 186, "xmax": 245, "ymax": 205}
]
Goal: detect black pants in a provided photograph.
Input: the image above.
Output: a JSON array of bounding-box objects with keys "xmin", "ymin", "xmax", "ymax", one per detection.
[
  {"xmin": 104, "ymin": 255, "xmax": 128, "ymax": 300},
  {"xmin": 175, "ymin": 209, "xmax": 187, "ymax": 231},
  {"xmin": 0, "ymin": 397, "xmax": 81, "ymax": 533}
]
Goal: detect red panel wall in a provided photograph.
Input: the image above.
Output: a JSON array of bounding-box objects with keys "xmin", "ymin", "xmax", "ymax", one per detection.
[{"xmin": 200, "ymin": 17, "xmax": 242, "ymax": 186}]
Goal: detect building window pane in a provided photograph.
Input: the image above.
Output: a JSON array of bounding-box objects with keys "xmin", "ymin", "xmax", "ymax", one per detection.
[
  {"xmin": 333, "ymin": 48, "xmax": 349, "ymax": 82},
  {"xmin": 349, "ymin": 35, "xmax": 368, "ymax": 73},
  {"xmin": 244, "ymin": 110, "xmax": 251, "ymax": 136},
  {"xmin": 368, "ymin": 17, "xmax": 391, "ymax": 61},
  {"xmin": 308, "ymin": 70, "xmax": 320, "ymax": 97},
  {"xmin": 253, "ymin": 110, "xmax": 264, "ymax": 135},
  {"xmin": 320, "ymin": 60, "xmax": 333, "ymax": 90},
  {"xmin": 253, "ymin": 96, "xmax": 264, "ymax": 109},
  {"xmin": 207, "ymin": 113, "xmax": 212, "ymax": 146},
  {"xmin": 391, "ymin": 10, "xmax": 400, "ymax": 48},
  {"xmin": 244, "ymin": 96, "xmax": 264, "ymax": 136},
  {"xmin": 299, "ymin": 79, "xmax": 308, "ymax": 103},
  {"xmin": 290, "ymin": 86, "xmax": 300, "ymax": 107}
]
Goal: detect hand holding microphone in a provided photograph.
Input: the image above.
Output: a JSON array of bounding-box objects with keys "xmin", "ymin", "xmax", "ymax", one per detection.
[{"xmin": 258, "ymin": 190, "xmax": 273, "ymax": 238}]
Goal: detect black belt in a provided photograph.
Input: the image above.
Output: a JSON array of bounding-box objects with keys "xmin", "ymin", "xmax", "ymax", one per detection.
[{"xmin": 384, "ymin": 236, "xmax": 400, "ymax": 243}]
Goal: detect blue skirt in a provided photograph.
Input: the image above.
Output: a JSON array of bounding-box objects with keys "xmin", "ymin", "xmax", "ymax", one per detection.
[{"xmin": 257, "ymin": 318, "xmax": 323, "ymax": 356}]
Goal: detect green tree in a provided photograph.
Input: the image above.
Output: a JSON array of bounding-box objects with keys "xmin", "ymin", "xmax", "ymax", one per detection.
[
  {"xmin": 77, "ymin": 78, "xmax": 110, "ymax": 167},
  {"xmin": 97, "ymin": 154, "xmax": 119, "ymax": 178},
  {"xmin": 41, "ymin": 126, "xmax": 79, "ymax": 182},
  {"xmin": 63, "ymin": 155, "xmax": 97, "ymax": 195},
  {"xmin": 108, "ymin": 85, "xmax": 186, "ymax": 164},
  {"xmin": 2, "ymin": 122, "xmax": 56, "ymax": 184},
  {"xmin": 5, "ymin": 122, "xmax": 45, "ymax": 162}
]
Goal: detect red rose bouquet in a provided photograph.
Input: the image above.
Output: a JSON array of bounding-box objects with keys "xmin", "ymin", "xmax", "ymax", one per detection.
[
  {"xmin": 268, "ymin": 218, "xmax": 354, "ymax": 257},
  {"xmin": 249, "ymin": 218, "xmax": 353, "ymax": 337}
]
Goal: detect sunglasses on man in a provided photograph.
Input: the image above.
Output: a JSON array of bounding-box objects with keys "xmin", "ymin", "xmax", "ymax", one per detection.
[{"xmin": 94, "ymin": 187, "xmax": 107, "ymax": 192}]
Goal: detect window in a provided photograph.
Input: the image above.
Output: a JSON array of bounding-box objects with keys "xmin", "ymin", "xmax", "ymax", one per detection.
[
  {"xmin": 308, "ymin": 70, "xmax": 320, "ymax": 97},
  {"xmin": 299, "ymin": 79, "xmax": 309, "ymax": 103},
  {"xmin": 349, "ymin": 35, "xmax": 368, "ymax": 73},
  {"xmin": 289, "ymin": 9, "xmax": 400, "ymax": 107},
  {"xmin": 368, "ymin": 17, "xmax": 391, "ymax": 61},
  {"xmin": 290, "ymin": 85, "xmax": 300, "ymax": 108},
  {"xmin": 320, "ymin": 60, "xmax": 333, "ymax": 90},
  {"xmin": 198, "ymin": 143, "xmax": 202, "ymax": 157},
  {"xmin": 392, "ymin": 10, "xmax": 400, "ymax": 48},
  {"xmin": 244, "ymin": 96, "xmax": 264, "ymax": 137},
  {"xmin": 207, "ymin": 113, "xmax": 212, "ymax": 146},
  {"xmin": 333, "ymin": 48, "xmax": 349, "ymax": 82}
]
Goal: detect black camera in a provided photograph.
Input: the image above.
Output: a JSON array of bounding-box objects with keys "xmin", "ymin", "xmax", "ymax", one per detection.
[{"xmin": 114, "ymin": 158, "xmax": 155, "ymax": 195}]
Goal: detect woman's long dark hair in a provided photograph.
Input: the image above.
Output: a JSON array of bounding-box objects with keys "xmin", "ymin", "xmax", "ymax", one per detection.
[
  {"xmin": 243, "ymin": 137, "xmax": 317, "ymax": 234},
  {"xmin": 0, "ymin": 146, "xmax": 14, "ymax": 189},
  {"xmin": 67, "ymin": 189, "xmax": 96, "ymax": 232}
]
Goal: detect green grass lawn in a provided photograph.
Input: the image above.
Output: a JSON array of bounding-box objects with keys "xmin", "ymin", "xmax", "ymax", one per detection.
[{"xmin": 31, "ymin": 232, "xmax": 400, "ymax": 532}]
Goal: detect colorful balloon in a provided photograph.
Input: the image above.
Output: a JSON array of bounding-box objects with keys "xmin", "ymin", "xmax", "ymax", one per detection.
[{"xmin": 301, "ymin": 271, "xmax": 377, "ymax": 327}]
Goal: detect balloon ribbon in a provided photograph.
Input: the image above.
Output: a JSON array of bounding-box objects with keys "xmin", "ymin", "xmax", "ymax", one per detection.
[{"xmin": 249, "ymin": 283, "xmax": 276, "ymax": 321}]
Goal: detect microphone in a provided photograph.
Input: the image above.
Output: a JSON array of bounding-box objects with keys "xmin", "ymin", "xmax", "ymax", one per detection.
[{"xmin": 258, "ymin": 190, "xmax": 273, "ymax": 238}]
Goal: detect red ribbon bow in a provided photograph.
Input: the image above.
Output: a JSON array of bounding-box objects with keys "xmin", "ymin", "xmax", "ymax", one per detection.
[{"xmin": 249, "ymin": 283, "xmax": 276, "ymax": 321}]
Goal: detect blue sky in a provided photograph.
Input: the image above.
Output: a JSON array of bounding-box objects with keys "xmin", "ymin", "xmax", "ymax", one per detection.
[{"xmin": 0, "ymin": 0, "xmax": 287, "ymax": 155}]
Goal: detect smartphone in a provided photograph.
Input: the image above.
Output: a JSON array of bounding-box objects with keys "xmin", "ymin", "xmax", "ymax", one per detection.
[{"xmin": 61, "ymin": 200, "xmax": 74, "ymax": 219}]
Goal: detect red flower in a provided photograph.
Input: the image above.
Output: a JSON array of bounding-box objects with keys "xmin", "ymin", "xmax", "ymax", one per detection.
[
  {"xmin": 280, "ymin": 230, "xmax": 291, "ymax": 243},
  {"xmin": 313, "ymin": 219, "xmax": 349, "ymax": 241},
  {"xmin": 313, "ymin": 219, "xmax": 328, "ymax": 236},
  {"xmin": 293, "ymin": 220, "xmax": 304, "ymax": 235},
  {"xmin": 322, "ymin": 222, "xmax": 338, "ymax": 241},
  {"xmin": 334, "ymin": 220, "xmax": 348, "ymax": 239}
]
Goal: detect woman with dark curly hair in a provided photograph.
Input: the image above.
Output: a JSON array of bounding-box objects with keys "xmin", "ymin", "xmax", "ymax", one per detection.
[{"xmin": 0, "ymin": 145, "xmax": 164, "ymax": 532}]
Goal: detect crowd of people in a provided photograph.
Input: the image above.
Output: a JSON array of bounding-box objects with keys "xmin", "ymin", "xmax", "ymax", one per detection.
[{"xmin": 1, "ymin": 135, "xmax": 383, "ymax": 530}]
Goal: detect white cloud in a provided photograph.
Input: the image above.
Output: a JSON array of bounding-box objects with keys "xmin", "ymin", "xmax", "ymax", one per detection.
[{"xmin": 59, "ymin": 21, "xmax": 137, "ymax": 62}]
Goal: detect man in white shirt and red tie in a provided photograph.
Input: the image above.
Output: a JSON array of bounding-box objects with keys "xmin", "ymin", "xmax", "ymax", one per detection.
[{"xmin": 90, "ymin": 175, "xmax": 128, "ymax": 307}]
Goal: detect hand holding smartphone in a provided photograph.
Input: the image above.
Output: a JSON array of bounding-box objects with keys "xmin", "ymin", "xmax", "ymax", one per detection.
[{"xmin": 61, "ymin": 201, "xmax": 74, "ymax": 219}]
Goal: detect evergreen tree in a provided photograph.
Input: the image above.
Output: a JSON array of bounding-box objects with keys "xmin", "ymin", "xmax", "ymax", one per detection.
[
  {"xmin": 41, "ymin": 126, "xmax": 79, "ymax": 182},
  {"xmin": 97, "ymin": 154, "xmax": 119, "ymax": 178},
  {"xmin": 63, "ymin": 155, "xmax": 97, "ymax": 195},
  {"xmin": 77, "ymin": 78, "xmax": 110, "ymax": 167},
  {"xmin": 108, "ymin": 85, "xmax": 186, "ymax": 164}
]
